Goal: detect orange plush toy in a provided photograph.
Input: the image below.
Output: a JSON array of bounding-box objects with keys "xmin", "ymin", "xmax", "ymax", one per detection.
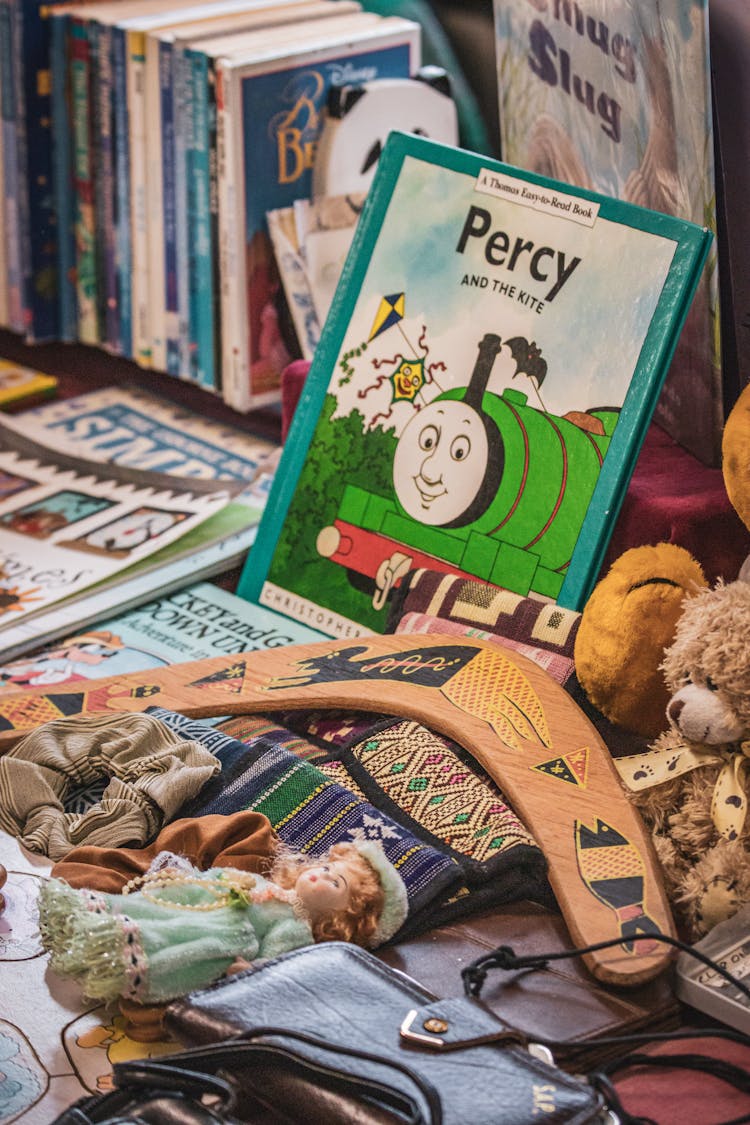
[{"xmin": 574, "ymin": 542, "xmax": 707, "ymax": 738}]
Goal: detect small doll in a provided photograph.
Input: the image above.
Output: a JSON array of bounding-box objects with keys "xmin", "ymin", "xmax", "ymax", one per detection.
[{"xmin": 37, "ymin": 840, "xmax": 407, "ymax": 1006}]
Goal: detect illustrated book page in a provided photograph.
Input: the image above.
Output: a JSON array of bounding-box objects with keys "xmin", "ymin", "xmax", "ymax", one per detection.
[
  {"xmin": 238, "ymin": 131, "xmax": 711, "ymax": 636},
  {"xmin": 0, "ymin": 522, "xmax": 260, "ymax": 664},
  {"xmin": 0, "ymin": 829, "xmax": 184, "ymax": 1125},
  {"xmin": 15, "ymin": 383, "xmax": 278, "ymax": 491},
  {"xmin": 493, "ymin": 0, "xmax": 719, "ymax": 464},
  {"xmin": 0, "ymin": 579, "xmax": 325, "ymax": 692},
  {"xmin": 0, "ymin": 422, "xmax": 240, "ymax": 630}
]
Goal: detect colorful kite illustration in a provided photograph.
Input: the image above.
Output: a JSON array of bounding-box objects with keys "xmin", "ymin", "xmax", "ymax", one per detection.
[{"xmin": 368, "ymin": 293, "xmax": 405, "ymax": 341}]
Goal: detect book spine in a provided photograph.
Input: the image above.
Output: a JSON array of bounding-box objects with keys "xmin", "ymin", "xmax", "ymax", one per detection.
[
  {"xmin": 159, "ymin": 38, "xmax": 180, "ymax": 376},
  {"xmin": 217, "ymin": 63, "xmax": 249, "ymax": 411},
  {"xmin": 127, "ymin": 28, "xmax": 150, "ymax": 367},
  {"xmin": 88, "ymin": 20, "xmax": 106, "ymax": 346},
  {"xmin": 112, "ymin": 25, "xmax": 132, "ymax": 358},
  {"xmin": 144, "ymin": 33, "xmax": 166, "ymax": 371},
  {"xmin": 70, "ymin": 15, "xmax": 97, "ymax": 345},
  {"xmin": 0, "ymin": 77, "xmax": 6, "ymax": 328},
  {"xmin": 94, "ymin": 21, "xmax": 119, "ymax": 353},
  {"xmin": 174, "ymin": 43, "xmax": 191, "ymax": 382},
  {"xmin": 0, "ymin": 0, "xmax": 22, "ymax": 333},
  {"xmin": 50, "ymin": 12, "xmax": 76, "ymax": 341},
  {"xmin": 13, "ymin": 0, "xmax": 58, "ymax": 342},
  {"xmin": 10, "ymin": 0, "xmax": 31, "ymax": 335},
  {"xmin": 207, "ymin": 58, "xmax": 222, "ymax": 395},
  {"xmin": 187, "ymin": 48, "xmax": 215, "ymax": 392}
]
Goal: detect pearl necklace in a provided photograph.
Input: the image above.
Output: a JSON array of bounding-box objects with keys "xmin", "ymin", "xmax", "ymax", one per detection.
[{"xmin": 122, "ymin": 868, "xmax": 300, "ymax": 913}]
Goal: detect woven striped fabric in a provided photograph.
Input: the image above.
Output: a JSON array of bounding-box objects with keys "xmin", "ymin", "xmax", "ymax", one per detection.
[
  {"xmin": 386, "ymin": 569, "xmax": 580, "ymax": 684},
  {"xmin": 217, "ymin": 714, "xmax": 551, "ymax": 925},
  {"xmin": 151, "ymin": 708, "xmax": 464, "ymax": 938}
]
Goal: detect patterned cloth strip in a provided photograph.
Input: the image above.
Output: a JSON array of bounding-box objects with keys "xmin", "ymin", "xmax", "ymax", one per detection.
[
  {"xmin": 150, "ymin": 708, "xmax": 465, "ymax": 939},
  {"xmin": 386, "ymin": 568, "xmax": 580, "ymax": 682},
  {"xmin": 219, "ymin": 714, "xmax": 551, "ymax": 919},
  {"xmin": 395, "ymin": 612, "xmax": 576, "ymax": 685},
  {"xmin": 341, "ymin": 718, "xmax": 545, "ymax": 885}
]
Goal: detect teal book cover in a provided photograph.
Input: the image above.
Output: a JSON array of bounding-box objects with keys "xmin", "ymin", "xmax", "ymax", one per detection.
[
  {"xmin": 239, "ymin": 132, "xmax": 711, "ymax": 635},
  {"xmin": 493, "ymin": 0, "xmax": 719, "ymax": 466}
]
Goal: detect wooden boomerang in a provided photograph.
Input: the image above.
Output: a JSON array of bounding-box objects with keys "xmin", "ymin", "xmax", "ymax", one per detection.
[{"xmin": 0, "ymin": 633, "xmax": 673, "ymax": 986}]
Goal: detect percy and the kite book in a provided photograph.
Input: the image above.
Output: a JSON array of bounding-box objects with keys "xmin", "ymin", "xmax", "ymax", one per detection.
[{"xmin": 237, "ymin": 131, "xmax": 711, "ymax": 638}]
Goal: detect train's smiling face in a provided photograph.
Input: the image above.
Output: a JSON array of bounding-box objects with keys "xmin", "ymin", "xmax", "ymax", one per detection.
[{"xmin": 393, "ymin": 400, "xmax": 489, "ymax": 526}]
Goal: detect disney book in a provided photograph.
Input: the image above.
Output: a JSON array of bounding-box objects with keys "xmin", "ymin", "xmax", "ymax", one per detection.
[{"xmin": 238, "ymin": 132, "xmax": 711, "ymax": 636}]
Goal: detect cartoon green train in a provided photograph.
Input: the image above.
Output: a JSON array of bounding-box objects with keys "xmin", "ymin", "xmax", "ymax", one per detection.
[{"xmin": 316, "ymin": 333, "xmax": 620, "ymax": 606}]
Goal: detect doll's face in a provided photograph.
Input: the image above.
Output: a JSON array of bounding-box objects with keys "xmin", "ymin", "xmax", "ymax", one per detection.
[{"xmin": 294, "ymin": 861, "xmax": 352, "ymax": 919}]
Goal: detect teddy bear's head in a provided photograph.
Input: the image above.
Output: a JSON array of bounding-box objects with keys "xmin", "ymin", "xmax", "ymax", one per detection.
[
  {"xmin": 661, "ymin": 580, "xmax": 750, "ymax": 745},
  {"xmin": 573, "ymin": 543, "xmax": 707, "ymax": 737}
]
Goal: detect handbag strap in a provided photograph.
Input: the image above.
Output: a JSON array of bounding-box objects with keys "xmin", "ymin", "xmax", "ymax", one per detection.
[
  {"xmin": 114, "ymin": 1027, "xmax": 443, "ymax": 1125},
  {"xmin": 112, "ymin": 1058, "xmax": 237, "ymax": 1105}
]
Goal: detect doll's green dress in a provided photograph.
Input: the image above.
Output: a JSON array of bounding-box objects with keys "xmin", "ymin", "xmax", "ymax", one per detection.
[{"xmin": 37, "ymin": 862, "xmax": 314, "ymax": 1003}]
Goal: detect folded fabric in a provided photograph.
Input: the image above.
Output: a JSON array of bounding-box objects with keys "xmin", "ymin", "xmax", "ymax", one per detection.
[
  {"xmin": 151, "ymin": 708, "xmax": 464, "ymax": 939},
  {"xmin": 395, "ymin": 611, "xmax": 577, "ymax": 685},
  {"xmin": 51, "ymin": 810, "xmax": 277, "ymax": 893},
  {"xmin": 386, "ymin": 568, "xmax": 580, "ymax": 684},
  {"xmin": 218, "ymin": 714, "xmax": 552, "ymax": 928},
  {"xmin": 224, "ymin": 711, "xmax": 378, "ymax": 759},
  {"xmin": 0, "ymin": 713, "xmax": 219, "ymax": 860},
  {"xmin": 340, "ymin": 717, "xmax": 546, "ymax": 888}
]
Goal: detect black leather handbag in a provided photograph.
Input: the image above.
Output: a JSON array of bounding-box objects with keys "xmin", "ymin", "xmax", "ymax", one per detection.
[
  {"xmin": 162, "ymin": 941, "xmax": 608, "ymax": 1124},
  {"xmin": 53, "ymin": 942, "xmax": 609, "ymax": 1125},
  {"xmin": 53, "ymin": 939, "xmax": 750, "ymax": 1125}
]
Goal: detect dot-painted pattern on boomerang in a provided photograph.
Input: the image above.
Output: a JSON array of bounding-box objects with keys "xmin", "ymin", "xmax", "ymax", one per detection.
[
  {"xmin": 440, "ymin": 648, "xmax": 551, "ymax": 750},
  {"xmin": 575, "ymin": 818, "xmax": 661, "ymax": 953}
]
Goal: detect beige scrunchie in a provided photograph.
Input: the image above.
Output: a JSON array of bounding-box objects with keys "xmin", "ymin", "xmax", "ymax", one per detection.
[{"xmin": 0, "ymin": 712, "xmax": 220, "ymax": 860}]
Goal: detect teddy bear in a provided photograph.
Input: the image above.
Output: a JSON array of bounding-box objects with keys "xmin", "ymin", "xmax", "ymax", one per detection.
[
  {"xmin": 616, "ymin": 578, "xmax": 750, "ymax": 938},
  {"xmin": 574, "ymin": 384, "xmax": 750, "ymax": 939}
]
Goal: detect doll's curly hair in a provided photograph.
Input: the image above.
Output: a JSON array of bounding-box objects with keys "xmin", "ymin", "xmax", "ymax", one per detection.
[{"xmin": 271, "ymin": 842, "xmax": 385, "ymax": 948}]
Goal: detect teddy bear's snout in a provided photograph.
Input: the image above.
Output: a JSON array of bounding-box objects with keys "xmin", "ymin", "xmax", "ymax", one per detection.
[{"xmin": 667, "ymin": 697, "xmax": 685, "ymax": 724}]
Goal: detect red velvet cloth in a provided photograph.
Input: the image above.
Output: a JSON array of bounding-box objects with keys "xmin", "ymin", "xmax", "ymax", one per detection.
[
  {"xmin": 612, "ymin": 1036, "xmax": 750, "ymax": 1124},
  {"xmin": 281, "ymin": 360, "xmax": 750, "ymax": 587},
  {"xmin": 605, "ymin": 423, "xmax": 750, "ymax": 584}
]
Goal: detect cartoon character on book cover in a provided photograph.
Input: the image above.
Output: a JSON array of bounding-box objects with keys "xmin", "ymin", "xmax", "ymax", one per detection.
[
  {"xmin": 0, "ymin": 630, "xmax": 166, "ymax": 694},
  {"xmin": 261, "ymin": 152, "xmax": 680, "ymax": 634}
]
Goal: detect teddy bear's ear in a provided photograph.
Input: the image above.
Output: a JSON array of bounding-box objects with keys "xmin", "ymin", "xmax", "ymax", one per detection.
[
  {"xmin": 722, "ymin": 383, "xmax": 750, "ymax": 533},
  {"xmin": 738, "ymin": 555, "xmax": 750, "ymax": 584}
]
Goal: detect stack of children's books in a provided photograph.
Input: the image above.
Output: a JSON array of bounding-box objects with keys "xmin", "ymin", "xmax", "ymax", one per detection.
[
  {"xmin": 0, "ymin": 0, "xmax": 422, "ymax": 411},
  {"xmin": 0, "ymin": 380, "xmax": 296, "ymax": 661}
]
